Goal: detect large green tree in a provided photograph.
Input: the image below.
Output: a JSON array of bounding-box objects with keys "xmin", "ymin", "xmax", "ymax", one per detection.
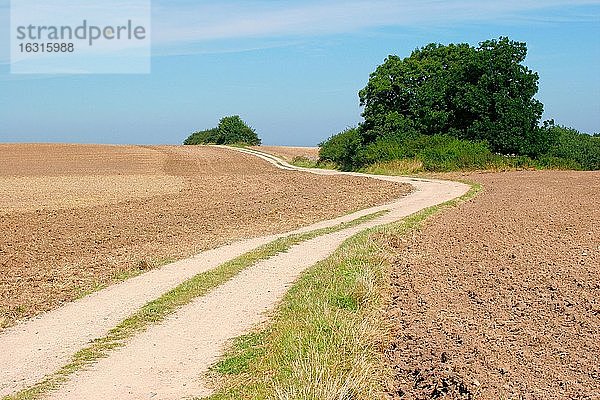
[{"xmin": 358, "ymin": 37, "xmax": 545, "ymax": 155}]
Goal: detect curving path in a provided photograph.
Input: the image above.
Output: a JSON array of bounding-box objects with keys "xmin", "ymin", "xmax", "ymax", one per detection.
[{"xmin": 0, "ymin": 146, "xmax": 469, "ymax": 399}]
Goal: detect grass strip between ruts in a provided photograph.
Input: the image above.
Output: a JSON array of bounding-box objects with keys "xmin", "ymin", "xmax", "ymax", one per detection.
[
  {"xmin": 4, "ymin": 209, "xmax": 389, "ymax": 400},
  {"xmin": 204, "ymin": 182, "xmax": 482, "ymax": 399}
]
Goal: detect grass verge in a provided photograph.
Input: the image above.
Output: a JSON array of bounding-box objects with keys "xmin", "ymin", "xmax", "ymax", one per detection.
[
  {"xmin": 360, "ymin": 154, "xmax": 579, "ymax": 175},
  {"xmin": 4, "ymin": 210, "xmax": 389, "ymax": 400},
  {"xmin": 288, "ymin": 156, "xmax": 337, "ymax": 170},
  {"xmin": 204, "ymin": 183, "xmax": 481, "ymax": 400}
]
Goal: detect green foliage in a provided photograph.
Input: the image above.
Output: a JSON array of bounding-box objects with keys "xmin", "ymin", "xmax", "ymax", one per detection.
[
  {"xmin": 320, "ymin": 130, "xmax": 498, "ymax": 172},
  {"xmin": 541, "ymin": 123, "xmax": 600, "ymax": 170},
  {"xmin": 318, "ymin": 127, "xmax": 363, "ymax": 170},
  {"xmin": 358, "ymin": 37, "xmax": 545, "ymax": 156},
  {"xmin": 361, "ymin": 134, "xmax": 495, "ymax": 171},
  {"xmin": 184, "ymin": 115, "xmax": 261, "ymax": 146},
  {"xmin": 319, "ymin": 37, "xmax": 598, "ymax": 171},
  {"xmin": 417, "ymin": 136, "xmax": 495, "ymax": 171},
  {"xmin": 183, "ymin": 128, "xmax": 220, "ymax": 145},
  {"xmin": 217, "ymin": 115, "xmax": 261, "ymax": 146},
  {"xmin": 322, "ymin": 128, "xmax": 600, "ymax": 173}
]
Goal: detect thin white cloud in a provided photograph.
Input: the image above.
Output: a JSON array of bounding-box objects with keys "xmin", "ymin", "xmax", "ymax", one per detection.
[
  {"xmin": 152, "ymin": 0, "xmax": 600, "ymax": 46},
  {"xmin": 1, "ymin": 0, "xmax": 598, "ymax": 64}
]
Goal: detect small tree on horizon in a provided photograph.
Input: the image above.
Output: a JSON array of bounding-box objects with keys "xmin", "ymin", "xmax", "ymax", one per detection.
[
  {"xmin": 217, "ymin": 115, "xmax": 261, "ymax": 146},
  {"xmin": 184, "ymin": 115, "xmax": 261, "ymax": 146}
]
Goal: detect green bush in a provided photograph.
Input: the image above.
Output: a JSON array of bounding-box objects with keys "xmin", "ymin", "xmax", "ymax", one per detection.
[
  {"xmin": 321, "ymin": 131, "xmax": 501, "ymax": 171},
  {"xmin": 360, "ymin": 136, "xmax": 407, "ymax": 165},
  {"xmin": 318, "ymin": 127, "xmax": 363, "ymax": 171},
  {"xmin": 217, "ymin": 115, "xmax": 261, "ymax": 146},
  {"xmin": 320, "ymin": 125, "xmax": 600, "ymax": 172},
  {"xmin": 183, "ymin": 128, "xmax": 220, "ymax": 145},
  {"xmin": 184, "ymin": 115, "xmax": 261, "ymax": 146},
  {"xmin": 542, "ymin": 124, "xmax": 600, "ymax": 170},
  {"xmin": 534, "ymin": 155, "xmax": 581, "ymax": 170},
  {"xmin": 416, "ymin": 136, "xmax": 494, "ymax": 171}
]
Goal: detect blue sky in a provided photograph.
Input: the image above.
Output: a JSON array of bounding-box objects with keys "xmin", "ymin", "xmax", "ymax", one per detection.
[{"xmin": 0, "ymin": 0, "xmax": 599, "ymax": 146}]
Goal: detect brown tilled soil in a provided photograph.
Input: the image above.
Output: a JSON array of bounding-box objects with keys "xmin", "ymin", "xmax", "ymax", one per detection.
[
  {"xmin": 386, "ymin": 171, "xmax": 600, "ymax": 400},
  {"xmin": 250, "ymin": 145, "xmax": 320, "ymax": 161},
  {"xmin": 0, "ymin": 144, "xmax": 409, "ymax": 328}
]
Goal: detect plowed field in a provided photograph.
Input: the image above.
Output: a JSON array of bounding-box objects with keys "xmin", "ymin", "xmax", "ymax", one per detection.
[
  {"xmin": 0, "ymin": 144, "xmax": 409, "ymax": 328},
  {"xmin": 386, "ymin": 171, "xmax": 600, "ymax": 400}
]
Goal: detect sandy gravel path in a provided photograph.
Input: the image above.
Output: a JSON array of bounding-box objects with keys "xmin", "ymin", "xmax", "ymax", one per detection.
[
  {"xmin": 1, "ymin": 205, "xmax": 397, "ymax": 397},
  {"xmin": 0, "ymin": 237, "xmax": 273, "ymax": 396},
  {"xmin": 1, "ymin": 146, "xmax": 468, "ymax": 399}
]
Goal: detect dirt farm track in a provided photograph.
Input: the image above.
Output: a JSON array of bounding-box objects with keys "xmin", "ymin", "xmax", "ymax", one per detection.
[
  {"xmin": 0, "ymin": 143, "xmax": 598, "ymax": 399},
  {"xmin": 0, "ymin": 144, "xmax": 409, "ymax": 327}
]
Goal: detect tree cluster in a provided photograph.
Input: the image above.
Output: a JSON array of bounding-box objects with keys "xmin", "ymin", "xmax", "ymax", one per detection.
[
  {"xmin": 184, "ymin": 115, "xmax": 261, "ymax": 146},
  {"xmin": 358, "ymin": 37, "xmax": 545, "ymax": 156},
  {"xmin": 319, "ymin": 37, "xmax": 600, "ymax": 171}
]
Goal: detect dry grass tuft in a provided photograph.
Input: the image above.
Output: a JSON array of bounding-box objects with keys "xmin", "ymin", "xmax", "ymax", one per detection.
[{"xmin": 362, "ymin": 158, "xmax": 424, "ymax": 176}]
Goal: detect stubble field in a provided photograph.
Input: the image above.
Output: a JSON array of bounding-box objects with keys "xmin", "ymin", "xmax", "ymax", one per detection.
[{"xmin": 0, "ymin": 144, "xmax": 410, "ymax": 328}]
